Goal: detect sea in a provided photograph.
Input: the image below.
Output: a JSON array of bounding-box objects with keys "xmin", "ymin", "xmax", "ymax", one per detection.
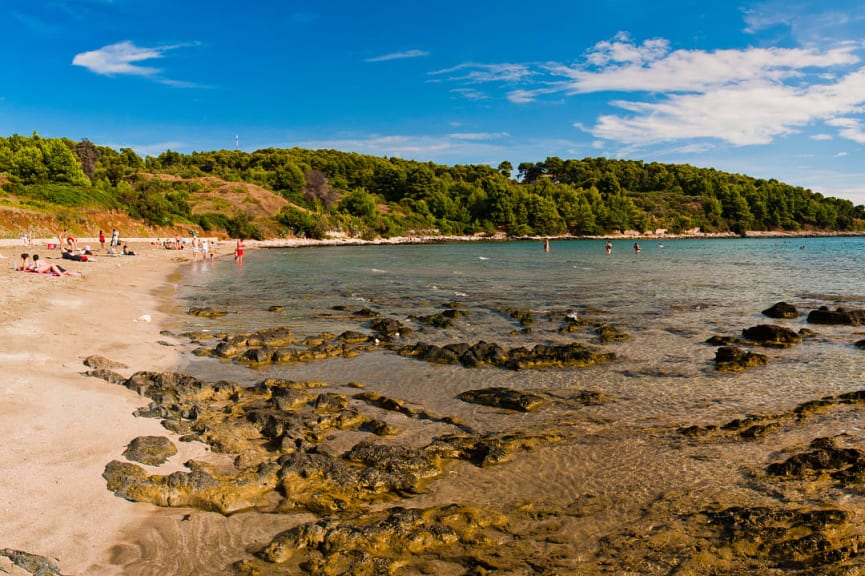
[{"xmin": 161, "ymin": 236, "xmax": 865, "ymax": 571}]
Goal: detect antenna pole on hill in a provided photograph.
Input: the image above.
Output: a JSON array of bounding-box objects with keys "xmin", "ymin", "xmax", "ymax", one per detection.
[{"xmin": 235, "ymin": 134, "xmax": 239, "ymax": 150}]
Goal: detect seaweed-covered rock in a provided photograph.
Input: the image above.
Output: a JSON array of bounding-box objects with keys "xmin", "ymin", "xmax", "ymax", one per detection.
[
  {"xmin": 766, "ymin": 436, "xmax": 865, "ymax": 480},
  {"xmin": 457, "ymin": 387, "xmax": 546, "ymax": 412},
  {"xmin": 505, "ymin": 342, "xmax": 615, "ymax": 370},
  {"xmin": 741, "ymin": 324, "xmax": 802, "ymax": 348},
  {"xmin": 762, "ymin": 301, "xmax": 799, "ymax": 319},
  {"xmin": 807, "ymin": 306, "xmax": 865, "ymax": 326},
  {"xmin": 595, "ymin": 325, "xmax": 629, "ymax": 343},
  {"xmin": 103, "ymin": 459, "xmax": 280, "ymax": 515},
  {"xmin": 705, "ymin": 334, "xmax": 742, "ymax": 346},
  {"xmin": 187, "ymin": 306, "xmax": 228, "ymax": 318},
  {"xmin": 247, "ymin": 504, "xmax": 508, "ymax": 574},
  {"xmin": 123, "ymin": 435, "xmax": 177, "ymax": 466},
  {"xmin": 714, "ymin": 346, "xmax": 768, "ymax": 371},
  {"xmin": 0, "ymin": 548, "xmax": 64, "ymax": 576},
  {"xmin": 83, "ymin": 355, "xmax": 128, "ymax": 370},
  {"xmin": 369, "ymin": 317, "xmax": 411, "ymax": 338}
]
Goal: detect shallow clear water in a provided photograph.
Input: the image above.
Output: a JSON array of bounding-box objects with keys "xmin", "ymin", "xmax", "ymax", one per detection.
[{"xmin": 169, "ymin": 237, "xmax": 865, "ymax": 535}]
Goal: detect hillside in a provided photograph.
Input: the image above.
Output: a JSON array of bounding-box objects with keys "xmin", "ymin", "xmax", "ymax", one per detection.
[{"xmin": 0, "ymin": 134, "xmax": 863, "ymax": 240}]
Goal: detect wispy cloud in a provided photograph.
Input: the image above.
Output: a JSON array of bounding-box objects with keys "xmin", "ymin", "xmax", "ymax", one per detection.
[
  {"xmin": 72, "ymin": 40, "xmax": 201, "ymax": 86},
  {"xmin": 430, "ymin": 62, "xmax": 535, "ymax": 84},
  {"xmin": 827, "ymin": 117, "xmax": 865, "ymax": 143},
  {"xmin": 365, "ymin": 49, "xmax": 429, "ymax": 63},
  {"xmin": 448, "ymin": 132, "xmax": 510, "ymax": 141},
  {"xmin": 449, "ymin": 88, "xmax": 488, "ymax": 101}
]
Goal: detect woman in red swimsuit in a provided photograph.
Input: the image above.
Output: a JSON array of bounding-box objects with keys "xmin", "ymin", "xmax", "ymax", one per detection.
[{"xmin": 235, "ymin": 239, "xmax": 244, "ymax": 263}]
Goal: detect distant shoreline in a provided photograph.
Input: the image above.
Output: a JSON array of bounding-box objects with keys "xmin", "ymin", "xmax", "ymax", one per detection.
[{"xmin": 1, "ymin": 229, "xmax": 863, "ymax": 251}]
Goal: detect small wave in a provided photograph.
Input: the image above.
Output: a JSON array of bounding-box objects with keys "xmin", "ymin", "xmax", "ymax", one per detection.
[
  {"xmin": 454, "ymin": 291, "xmax": 468, "ymax": 297},
  {"xmin": 478, "ymin": 256, "xmax": 489, "ymax": 260},
  {"xmin": 370, "ymin": 268, "xmax": 387, "ymax": 273}
]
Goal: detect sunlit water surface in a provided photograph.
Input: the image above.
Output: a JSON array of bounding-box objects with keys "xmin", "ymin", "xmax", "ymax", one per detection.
[{"xmin": 166, "ymin": 237, "xmax": 865, "ymax": 544}]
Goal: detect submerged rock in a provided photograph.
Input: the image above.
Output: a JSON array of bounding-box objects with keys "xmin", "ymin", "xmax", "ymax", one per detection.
[
  {"xmin": 244, "ymin": 504, "xmax": 508, "ymax": 575},
  {"xmin": 186, "ymin": 306, "xmax": 228, "ymax": 318},
  {"xmin": 400, "ymin": 340, "xmax": 615, "ymax": 370},
  {"xmin": 457, "ymin": 387, "xmax": 546, "ymax": 412}
]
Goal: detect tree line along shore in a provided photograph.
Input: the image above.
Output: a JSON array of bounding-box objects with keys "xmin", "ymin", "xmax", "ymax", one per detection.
[{"xmin": 1, "ymin": 132, "xmax": 863, "ymax": 244}]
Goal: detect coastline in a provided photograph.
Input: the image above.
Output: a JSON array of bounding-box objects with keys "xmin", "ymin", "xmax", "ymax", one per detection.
[{"xmin": 0, "ymin": 242, "xmax": 208, "ymax": 575}]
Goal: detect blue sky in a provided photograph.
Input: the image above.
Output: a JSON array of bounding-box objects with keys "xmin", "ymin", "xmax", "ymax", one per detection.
[{"xmin": 5, "ymin": 1, "xmax": 865, "ymax": 204}]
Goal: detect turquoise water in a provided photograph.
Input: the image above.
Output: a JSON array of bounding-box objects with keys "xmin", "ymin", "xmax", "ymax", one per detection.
[{"xmin": 170, "ymin": 237, "xmax": 865, "ymax": 531}]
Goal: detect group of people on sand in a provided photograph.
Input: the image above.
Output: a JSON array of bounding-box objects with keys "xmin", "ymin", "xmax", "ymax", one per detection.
[
  {"xmin": 16, "ymin": 253, "xmax": 82, "ymax": 277},
  {"xmin": 191, "ymin": 237, "xmax": 214, "ymax": 262}
]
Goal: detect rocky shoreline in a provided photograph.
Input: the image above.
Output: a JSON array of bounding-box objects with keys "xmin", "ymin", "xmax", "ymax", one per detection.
[{"xmin": 70, "ymin": 296, "xmax": 865, "ymax": 574}]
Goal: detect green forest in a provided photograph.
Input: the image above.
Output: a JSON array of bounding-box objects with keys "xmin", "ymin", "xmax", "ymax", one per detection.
[{"xmin": 1, "ymin": 132, "xmax": 862, "ymax": 240}]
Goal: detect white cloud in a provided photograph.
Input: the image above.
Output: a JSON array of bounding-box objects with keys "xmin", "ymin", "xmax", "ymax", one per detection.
[
  {"xmin": 72, "ymin": 41, "xmax": 200, "ymax": 86},
  {"xmin": 365, "ymin": 49, "xmax": 429, "ymax": 63},
  {"xmin": 73, "ymin": 41, "xmax": 163, "ymax": 76},
  {"xmin": 436, "ymin": 28, "xmax": 865, "ymax": 149},
  {"xmin": 811, "ymin": 133, "xmax": 833, "ymax": 140},
  {"xmin": 585, "ymin": 31, "xmax": 670, "ymax": 67}
]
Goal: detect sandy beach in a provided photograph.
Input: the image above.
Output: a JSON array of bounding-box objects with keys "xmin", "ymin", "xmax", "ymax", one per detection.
[{"xmin": 0, "ymin": 240, "xmax": 208, "ymax": 575}]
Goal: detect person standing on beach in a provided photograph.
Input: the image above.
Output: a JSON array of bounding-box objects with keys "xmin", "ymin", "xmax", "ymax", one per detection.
[
  {"xmin": 99, "ymin": 230, "xmax": 105, "ymax": 250},
  {"xmin": 605, "ymin": 241, "xmax": 612, "ymax": 255},
  {"xmin": 234, "ymin": 239, "xmax": 244, "ymax": 263},
  {"xmin": 110, "ymin": 229, "xmax": 119, "ymax": 249}
]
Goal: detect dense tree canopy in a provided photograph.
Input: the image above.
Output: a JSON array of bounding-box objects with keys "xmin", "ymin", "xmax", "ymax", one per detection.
[{"xmin": 1, "ymin": 133, "xmax": 863, "ymax": 239}]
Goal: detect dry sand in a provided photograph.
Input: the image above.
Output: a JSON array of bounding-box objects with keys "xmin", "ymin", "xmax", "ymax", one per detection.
[{"xmin": 0, "ymin": 240, "xmax": 214, "ymax": 575}]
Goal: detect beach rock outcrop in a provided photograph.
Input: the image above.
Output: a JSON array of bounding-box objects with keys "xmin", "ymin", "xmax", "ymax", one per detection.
[
  {"xmin": 186, "ymin": 306, "xmax": 229, "ymax": 318},
  {"xmin": 741, "ymin": 324, "xmax": 802, "ymax": 347},
  {"xmin": 399, "ymin": 340, "xmax": 615, "ymax": 370},
  {"xmin": 762, "ymin": 301, "xmax": 799, "ymax": 318},
  {"xmin": 807, "ymin": 306, "xmax": 865, "ymax": 325},
  {"xmin": 103, "ymin": 459, "xmax": 279, "ymax": 515},
  {"xmin": 91, "ymin": 366, "xmax": 568, "ymax": 518},
  {"xmin": 0, "ymin": 548, "xmax": 64, "ymax": 576},
  {"xmin": 123, "ymin": 435, "xmax": 177, "ymax": 466},
  {"xmin": 714, "ymin": 346, "xmax": 768, "ymax": 371},
  {"xmin": 457, "ymin": 387, "xmax": 546, "ymax": 412},
  {"xmin": 83, "ymin": 355, "xmax": 128, "ymax": 370},
  {"xmin": 241, "ymin": 504, "xmax": 509, "ymax": 575},
  {"xmin": 766, "ymin": 436, "xmax": 865, "ymax": 482}
]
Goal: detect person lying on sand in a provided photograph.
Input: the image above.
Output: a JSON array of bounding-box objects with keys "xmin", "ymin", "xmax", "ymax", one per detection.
[
  {"xmin": 16, "ymin": 253, "xmax": 33, "ymax": 271},
  {"xmin": 30, "ymin": 254, "xmax": 83, "ymax": 277},
  {"xmin": 62, "ymin": 249, "xmax": 90, "ymax": 262}
]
